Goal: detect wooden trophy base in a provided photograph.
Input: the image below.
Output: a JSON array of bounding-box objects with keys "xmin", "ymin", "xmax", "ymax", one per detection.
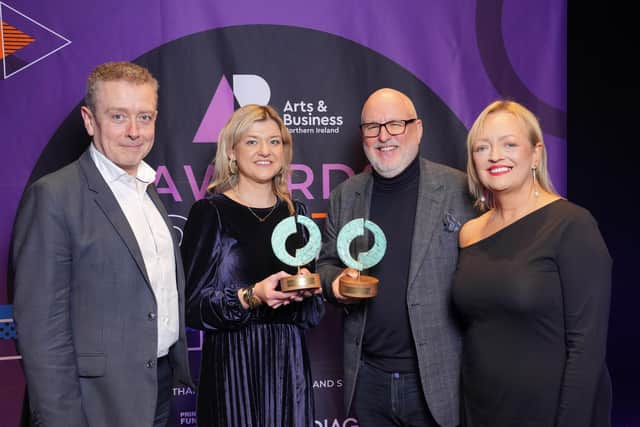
[
  {"xmin": 280, "ymin": 273, "xmax": 321, "ymax": 292},
  {"xmin": 339, "ymin": 275, "xmax": 379, "ymax": 298}
]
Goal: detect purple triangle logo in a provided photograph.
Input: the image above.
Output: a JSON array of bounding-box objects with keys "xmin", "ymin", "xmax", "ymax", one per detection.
[{"xmin": 192, "ymin": 75, "xmax": 234, "ymax": 144}]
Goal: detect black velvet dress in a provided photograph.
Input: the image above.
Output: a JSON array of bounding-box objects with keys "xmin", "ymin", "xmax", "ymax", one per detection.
[
  {"xmin": 181, "ymin": 193, "xmax": 324, "ymax": 427},
  {"xmin": 452, "ymin": 200, "xmax": 612, "ymax": 427}
]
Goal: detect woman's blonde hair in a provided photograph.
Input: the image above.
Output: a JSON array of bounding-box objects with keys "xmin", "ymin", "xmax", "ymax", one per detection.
[
  {"xmin": 466, "ymin": 100, "xmax": 557, "ymax": 211},
  {"xmin": 208, "ymin": 104, "xmax": 294, "ymax": 214}
]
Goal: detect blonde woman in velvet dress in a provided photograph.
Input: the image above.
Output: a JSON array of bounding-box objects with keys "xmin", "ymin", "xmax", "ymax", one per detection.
[{"xmin": 181, "ymin": 105, "xmax": 323, "ymax": 426}]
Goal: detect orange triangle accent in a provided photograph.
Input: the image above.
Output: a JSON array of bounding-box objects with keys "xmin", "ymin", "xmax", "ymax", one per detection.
[{"xmin": 1, "ymin": 20, "xmax": 36, "ymax": 59}]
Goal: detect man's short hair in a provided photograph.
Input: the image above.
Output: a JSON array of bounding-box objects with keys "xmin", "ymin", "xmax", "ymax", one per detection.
[{"xmin": 85, "ymin": 61, "xmax": 159, "ymax": 112}]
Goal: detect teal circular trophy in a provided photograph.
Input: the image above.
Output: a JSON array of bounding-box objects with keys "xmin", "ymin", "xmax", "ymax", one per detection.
[
  {"xmin": 337, "ymin": 218, "xmax": 387, "ymax": 298},
  {"xmin": 271, "ymin": 215, "xmax": 322, "ymax": 292}
]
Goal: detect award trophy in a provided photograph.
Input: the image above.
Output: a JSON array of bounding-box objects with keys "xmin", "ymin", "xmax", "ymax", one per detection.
[
  {"xmin": 271, "ymin": 215, "xmax": 322, "ymax": 292},
  {"xmin": 337, "ymin": 218, "xmax": 387, "ymax": 298}
]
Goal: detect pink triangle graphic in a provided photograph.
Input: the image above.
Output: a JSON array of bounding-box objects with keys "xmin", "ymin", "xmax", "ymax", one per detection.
[{"xmin": 193, "ymin": 75, "xmax": 234, "ymax": 143}]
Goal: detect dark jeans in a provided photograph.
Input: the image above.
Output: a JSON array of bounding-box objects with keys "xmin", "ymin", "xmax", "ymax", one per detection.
[
  {"xmin": 353, "ymin": 361, "xmax": 439, "ymax": 427},
  {"xmin": 153, "ymin": 356, "xmax": 172, "ymax": 427}
]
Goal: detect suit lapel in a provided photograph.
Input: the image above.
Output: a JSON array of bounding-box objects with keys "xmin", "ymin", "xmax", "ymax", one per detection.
[
  {"xmin": 408, "ymin": 160, "xmax": 445, "ymax": 287},
  {"xmin": 79, "ymin": 150, "xmax": 151, "ymax": 286},
  {"xmin": 147, "ymin": 185, "xmax": 172, "ymax": 240},
  {"xmin": 147, "ymin": 185, "xmax": 185, "ymax": 294}
]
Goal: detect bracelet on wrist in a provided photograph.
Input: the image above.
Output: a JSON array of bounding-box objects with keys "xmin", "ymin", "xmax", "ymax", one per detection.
[{"xmin": 242, "ymin": 284, "xmax": 262, "ymax": 309}]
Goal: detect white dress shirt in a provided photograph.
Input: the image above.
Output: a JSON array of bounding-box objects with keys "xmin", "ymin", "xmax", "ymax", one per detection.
[{"xmin": 90, "ymin": 144, "xmax": 179, "ymax": 357}]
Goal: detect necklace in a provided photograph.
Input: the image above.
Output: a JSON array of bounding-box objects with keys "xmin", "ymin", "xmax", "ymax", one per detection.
[
  {"xmin": 233, "ymin": 188, "xmax": 279, "ymax": 223},
  {"xmin": 246, "ymin": 203, "xmax": 278, "ymax": 223}
]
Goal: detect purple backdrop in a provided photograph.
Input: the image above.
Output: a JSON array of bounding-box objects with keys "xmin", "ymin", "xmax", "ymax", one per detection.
[{"xmin": 1, "ymin": 1, "xmax": 568, "ymax": 426}]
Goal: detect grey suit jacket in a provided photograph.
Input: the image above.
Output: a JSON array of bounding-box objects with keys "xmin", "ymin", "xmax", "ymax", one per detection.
[
  {"xmin": 317, "ymin": 158, "xmax": 476, "ymax": 427},
  {"xmin": 12, "ymin": 149, "xmax": 192, "ymax": 427}
]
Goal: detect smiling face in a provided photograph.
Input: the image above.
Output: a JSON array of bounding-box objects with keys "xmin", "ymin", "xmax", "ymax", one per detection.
[
  {"xmin": 471, "ymin": 111, "xmax": 541, "ymax": 196},
  {"xmin": 230, "ymin": 119, "xmax": 285, "ymax": 186},
  {"xmin": 361, "ymin": 89, "xmax": 422, "ymax": 178},
  {"xmin": 81, "ymin": 80, "xmax": 157, "ymax": 176}
]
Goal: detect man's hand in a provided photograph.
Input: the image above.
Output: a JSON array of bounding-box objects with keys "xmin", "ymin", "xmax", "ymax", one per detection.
[{"xmin": 332, "ymin": 268, "xmax": 360, "ymax": 304}]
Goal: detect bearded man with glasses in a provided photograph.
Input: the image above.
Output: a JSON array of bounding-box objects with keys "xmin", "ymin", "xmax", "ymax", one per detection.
[{"xmin": 318, "ymin": 88, "xmax": 475, "ymax": 427}]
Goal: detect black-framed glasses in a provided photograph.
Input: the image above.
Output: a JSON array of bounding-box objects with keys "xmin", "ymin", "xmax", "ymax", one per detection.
[{"xmin": 359, "ymin": 118, "xmax": 418, "ymax": 138}]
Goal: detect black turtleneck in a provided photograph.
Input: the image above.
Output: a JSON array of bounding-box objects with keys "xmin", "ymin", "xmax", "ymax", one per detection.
[{"xmin": 363, "ymin": 155, "xmax": 420, "ymax": 373}]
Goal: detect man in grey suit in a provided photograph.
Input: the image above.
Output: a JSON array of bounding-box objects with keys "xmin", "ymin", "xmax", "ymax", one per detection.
[
  {"xmin": 318, "ymin": 88, "xmax": 475, "ymax": 427},
  {"xmin": 11, "ymin": 62, "xmax": 192, "ymax": 427}
]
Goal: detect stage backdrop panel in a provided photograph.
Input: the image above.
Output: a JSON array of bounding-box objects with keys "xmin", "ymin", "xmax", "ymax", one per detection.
[{"xmin": 1, "ymin": 1, "xmax": 567, "ymax": 426}]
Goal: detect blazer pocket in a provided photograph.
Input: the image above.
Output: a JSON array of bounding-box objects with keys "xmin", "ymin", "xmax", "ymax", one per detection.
[{"xmin": 77, "ymin": 353, "xmax": 106, "ymax": 377}]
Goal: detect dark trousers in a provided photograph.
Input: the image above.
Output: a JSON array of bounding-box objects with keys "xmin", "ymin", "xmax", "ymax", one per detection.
[
  {"xmin": 153, "ymin": 356, "xmax": 172, "ymax": 427},
  {"xmin": 353, "ymin": 361, "xmax": 439, "ymax": 427}
]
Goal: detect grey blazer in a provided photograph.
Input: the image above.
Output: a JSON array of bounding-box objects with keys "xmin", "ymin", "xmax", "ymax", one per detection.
[
  {"xmin": 317, "ymin": 158, "xmax": 475, "ymax": 427},
  {"xmin": 12, "ymin": 149, "xmax": 192, "ymax": 427}
]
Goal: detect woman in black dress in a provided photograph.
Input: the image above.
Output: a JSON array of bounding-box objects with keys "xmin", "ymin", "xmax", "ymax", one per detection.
[
  {"xmin": 181, "ymin": 105, "xmax": 324, "ymax": 426},
  {"xmin": 452, "ymin": 100, "xmax": 611, "ymax": 427}
]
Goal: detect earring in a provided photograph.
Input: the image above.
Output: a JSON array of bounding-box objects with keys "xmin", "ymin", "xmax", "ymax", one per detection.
[
  {"xmin": 229, "ymin": 159, "xmax": 238, "ymax": 175},
  {"xmin": 532, "ymin": 167, "xmax": 540, "ymax": 197}
]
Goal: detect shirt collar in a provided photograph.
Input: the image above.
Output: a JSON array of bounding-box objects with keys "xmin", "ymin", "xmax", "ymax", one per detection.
[{"xmin": 89, "ymin": 143, "xmax": 156, "ymax": 185}]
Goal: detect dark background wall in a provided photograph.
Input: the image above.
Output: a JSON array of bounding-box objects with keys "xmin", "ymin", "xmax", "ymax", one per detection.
[{"xmin": 569, "ymin": 4, "xmax": 639, "ymax": 425}]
